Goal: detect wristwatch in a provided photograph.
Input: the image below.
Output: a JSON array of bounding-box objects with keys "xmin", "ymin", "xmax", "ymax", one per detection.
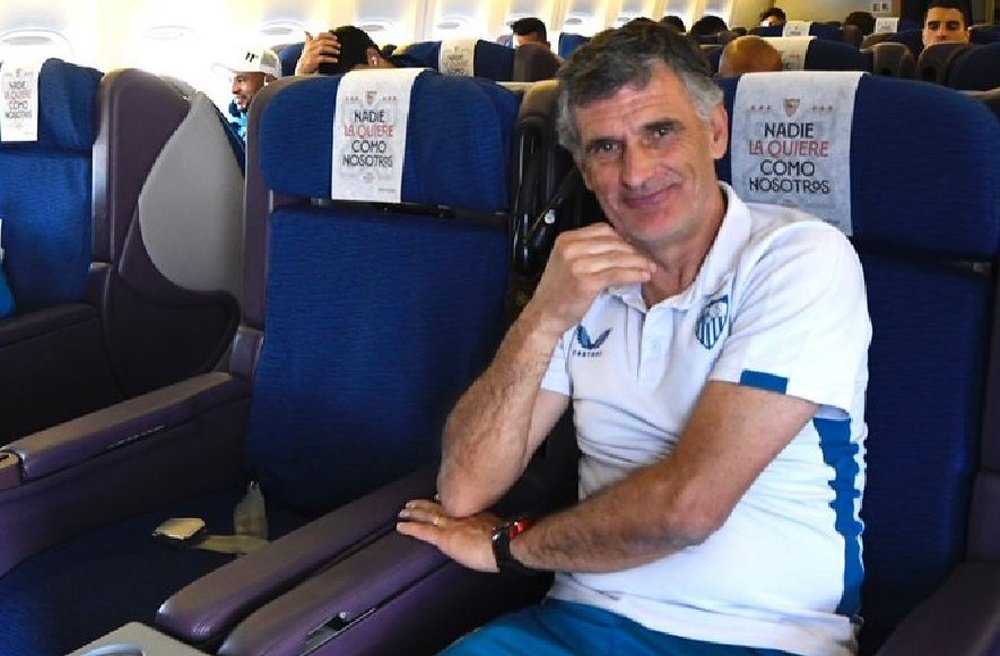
[{"xmin": 491, "ymin": 517, "xmax": 538, "ymax": 576}]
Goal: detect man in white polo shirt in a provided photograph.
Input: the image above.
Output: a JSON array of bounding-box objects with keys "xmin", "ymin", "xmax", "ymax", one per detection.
[{"xmin": 398, "ymin": 20, "xmax": 870, "ymax": 656}]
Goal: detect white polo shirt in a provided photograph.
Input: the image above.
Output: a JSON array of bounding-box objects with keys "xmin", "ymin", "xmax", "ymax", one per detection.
[{"xmin": 541, "ymin": 184, "xmax": 870, "ymax": 656}]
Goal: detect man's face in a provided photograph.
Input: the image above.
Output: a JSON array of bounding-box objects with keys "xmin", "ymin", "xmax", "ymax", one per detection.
[
  {"xmin": 923, "ymin": 7, "xmax": 968, "ymax": 46},
  {"xmin": 762, "ymin": 15, "xmax": 785, "ymax": 26},
  {"xmin": 573, "ymin": 63, "xmax": 728, "ymax": 252},
  {"xmin": 231, "ymin": 72, "xmax": 266, "ymax": 112}
]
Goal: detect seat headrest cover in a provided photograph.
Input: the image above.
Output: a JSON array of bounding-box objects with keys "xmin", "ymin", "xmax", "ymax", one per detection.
[
  {"xmin": 782, "ymin": 21, "xmax": 812, "ymax": 37},
  {"xmin": 0, "ymin": 59, "xmax": 101, "ymax": 151},
  {"xmin": 260, "ymin": 70, "xmax": 519, "ymax": 212},
  {"xmin": 731, "ymin": 71, "xmax": 862, "ymax": 234},
  {"xmin": 717, "ymin": 74, "xmax": 1000, "ymax": 257},
  {"xmin": 875, "ymin": 17, "xmax": 899, "ymax": 34},
  {"xmin": 439, "ymin": 39, "xmax": 476, "ymax": 76},
  {"xmin": 766, "ymin": 36, "xmax": 815, "ymax": 70},
  {"xmin": 330, "ymin": 67, "xmax": 424, "ymax": 203}
]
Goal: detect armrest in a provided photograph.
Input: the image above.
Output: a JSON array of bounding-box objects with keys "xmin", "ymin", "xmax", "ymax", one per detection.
[
  {"xmin": 156, "ymin": 464, "xmax": 439, "ymax": 645},
  {"xmin": 878, "ymin": 562, "xmax": 1000, "ymax": 655},
  {"xmin": 218, "ymin": 532, "xmax": 549, "ymax": 656},
  {"xmin": 0, "ymin": 303, "xmax": 94, "ymax": 347},
  {"xmin": 1, "ymin": 371, "xmax": 247, "ymax": 484}
]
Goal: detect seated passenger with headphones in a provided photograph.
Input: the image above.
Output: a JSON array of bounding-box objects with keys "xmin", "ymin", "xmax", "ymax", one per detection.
[{"xmin": 397, "ymin": 20, "xmax": 871, "ymax": 656}]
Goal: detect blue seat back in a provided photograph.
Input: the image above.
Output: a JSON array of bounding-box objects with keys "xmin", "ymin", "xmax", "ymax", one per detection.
[
  {"xmin": 276, "ymin": 42, "xmax": 304, "ymax": 77},
  {"xmin": 247, "ymin": 71, "xmax": 519, "ymax": 514},
  {"xmin": 558, "ymin": 33, "xmax": 591, "ymax": 59},
  {"xmin": 887, "ymin": 29, "xmax": 924, "ymax": 57},
  {"xmin": 948, "ymin": 42, "xmax": 1000, "ymax": 90},
  {"xmin": 0, "ymin": 59, "xmax": 101, "ymax": 312},
  {"xmin": 717, "ymin": 73, "xmax": 1000, "ymax": 651},
  {"xmin": 804, "ymin": 38, "xmax": 869, "ymax": 70},
  {"xmin": 970, "ymin": 25, "xmax": 1000, "ymax": 45}
]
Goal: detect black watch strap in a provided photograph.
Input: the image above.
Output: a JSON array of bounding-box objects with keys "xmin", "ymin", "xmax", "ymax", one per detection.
[{"xmin": 491, "ymin": 518, "xmax": 539, "ymax": 576}]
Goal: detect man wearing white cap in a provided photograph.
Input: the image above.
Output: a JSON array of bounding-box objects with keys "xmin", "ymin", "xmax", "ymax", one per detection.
[{"xmin": 222, "ymin": 47, "xmax": 281, "ymax": 141}]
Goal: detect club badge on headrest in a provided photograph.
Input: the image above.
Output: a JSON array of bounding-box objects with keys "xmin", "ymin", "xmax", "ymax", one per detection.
[{"xmin": 784, "ymin": 98, "xmax": 800, "ymax": 117}]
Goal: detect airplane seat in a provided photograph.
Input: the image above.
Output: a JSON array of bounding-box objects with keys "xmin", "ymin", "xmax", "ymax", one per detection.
[
  {"xmin": 864, "ymin": 41, "xmax": 917, "ymax": 77},
  {"xmin": 274, "ymin": 42, "xmax": 304, "ymax": 77},
  {"xmin": 947, "ymin": 42, "xmax": 1000, "ymax": 91},
  {"xmin": 716, "ymin": 29, "xmax": 740, "ymax": 45},
  {"xmin": 752, "ymin": 23, "xmax": 844, "ymax": 41},
  {"xmin": 886, "ymin": 29, "xmax": 924, "ymax": 58},
  {"xmin": 512, "ymin": 42, "xmax": 561, "ymax": 82},
  {"xmin": 842, "ymin": 24, "xmax": 863, "ymax": 48},
  {"xmin": 162, "ymin": 70, "xmax": 578, "ymax": 654},
  {"xmin": 702, "ymin": 43, "xmax": 723, "ymax": 73},
  {"xmin": 967, "ymin": 87, "xmax": 1000, "ymax": 123},
  {"xmin": 803, "ymin": 38, "xmax": 869, "ymax": 71},
  {"xmin": 94, "ymin": 68, "xmax": 243, "ymax": 401},
  {"xmin": 393, "ymin": 39, "xmax": 516, "ymax": 81},
  {"xmin": 0, "ymin": 69, "xmax": 537, "ymax": 656},
  {"xmin": 691, "ymin": 33, "xmax": 722, "ymax": 44},
  {"xmin": 508, "ymin": 79, "xmax": 607, "ymax": 311},
  {"xmin": 915, "ymin": 42, "xmax": 976, "ymax": 84},
  {"xmin": 0, "ymin": 59, "xmax": 119, "ymax": 443},
  {"xmin": 558, "ymin": 33, "xmax": 591, "ymax": 59},
  {"xmin": 969, "ymin": 24, "xmax": 1000, "ymax": 45},
  {"xmin": 0, "ymin": 61, "xmax": 244, "ymax": 447},
  {"xmin": 716, "ymin": 71, "xmax": 1000, "ymax": 654},
  {"xmin": 861, "ymin": 32, "xmax": 894, "ymax": 49}
]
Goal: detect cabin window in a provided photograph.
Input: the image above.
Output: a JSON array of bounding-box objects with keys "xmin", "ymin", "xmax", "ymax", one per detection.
[
  {"xmin": 0, "ymin": 29, "xmax": 74, "ymax": 63},
  {"xmin": 259, "ymin": 19, "xmax": 307, "ymax": 46}
]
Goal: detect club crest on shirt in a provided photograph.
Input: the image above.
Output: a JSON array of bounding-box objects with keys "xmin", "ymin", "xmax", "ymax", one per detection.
[
  {"xmin": 572, "ymin": 325, "xmax": 611, "ymax": 358},
  {"xmin": 696, "ymin": 294, "xmax": 729, "ymax": 350}
]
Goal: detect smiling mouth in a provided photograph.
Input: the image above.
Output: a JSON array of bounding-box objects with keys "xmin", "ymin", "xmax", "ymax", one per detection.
[{"xmin": 623, "ymin": 185, "xmax": 675, "ymax": 210}]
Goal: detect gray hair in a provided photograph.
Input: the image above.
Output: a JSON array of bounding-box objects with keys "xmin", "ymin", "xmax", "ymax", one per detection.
[{"xmin": 556, "ymin": 22, "xmax": 724, "ymax": 156}]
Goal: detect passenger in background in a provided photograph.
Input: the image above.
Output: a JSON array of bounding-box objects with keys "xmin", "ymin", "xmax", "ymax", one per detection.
[
  {"xmin": 512, "ymin": 17, "xmax": 551, "ymax": 49},
  {"xmin": 922, "ymin": 0, "xmax": 970, "ymax": 47},
  {"xmin": 399, "ymin": 20, "xmax": 870, "ymax": 656},
  {"xmin": 844, "ymin": 10, "xmax": 876, "ymax": 36},
  {"xmin": 759, "ymin": 7, "xmax": 788, "ymax": 27},
  {"xmin": 294, "ymin": 31, "xmax": 341, "ymax": 75},
  {"xmin": 296, "ymin": 25, "xmax": 421, "ymax": 75},
  {"xmin": 688, "ymin": 14, "xmax": 729, "ymax": 38},
  {"xmin": 220, "ymin": 47, "xmax": 280, "ymax": 141},
  {"xmin": 717, "ymin": 35, "xmax": 784, "ymax": 75},
  {"xmin": 660, "ymin": 15, "xmax": 686, "ymax": 33}
]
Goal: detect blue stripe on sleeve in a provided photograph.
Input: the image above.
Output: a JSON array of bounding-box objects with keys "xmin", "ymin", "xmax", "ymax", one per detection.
[{"xmin": 738, "ymin": 369, "xmax": 788, "ymax": 394}]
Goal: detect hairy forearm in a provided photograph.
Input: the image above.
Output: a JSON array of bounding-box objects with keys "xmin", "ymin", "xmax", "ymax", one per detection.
[
  {"xmin": 438, "ymin": 304, "xmax": 564, "ymax": 516},
  {"xmin": 510, "ymin": 462, "xmax": 715, "ymax": 573}
]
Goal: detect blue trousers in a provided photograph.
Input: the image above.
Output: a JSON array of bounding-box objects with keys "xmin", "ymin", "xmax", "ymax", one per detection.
[{"xmin": 440, "ymin": 599, "xmax": 793, "ymax": 656}]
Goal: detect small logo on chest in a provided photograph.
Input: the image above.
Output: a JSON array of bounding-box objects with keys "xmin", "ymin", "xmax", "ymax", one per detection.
[
  {"xmin": 572, "ymin": 325, "xmax": 611, "ymax": 358},
  {"xmin": 696, "ymin": 295, "xmax": 729, "ymax": 350}
]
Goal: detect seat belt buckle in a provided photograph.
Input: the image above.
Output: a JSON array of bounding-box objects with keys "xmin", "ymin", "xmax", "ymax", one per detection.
[{"xmin": 152, "ymin": 517, "xmax": 207, "ymax": 548}]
